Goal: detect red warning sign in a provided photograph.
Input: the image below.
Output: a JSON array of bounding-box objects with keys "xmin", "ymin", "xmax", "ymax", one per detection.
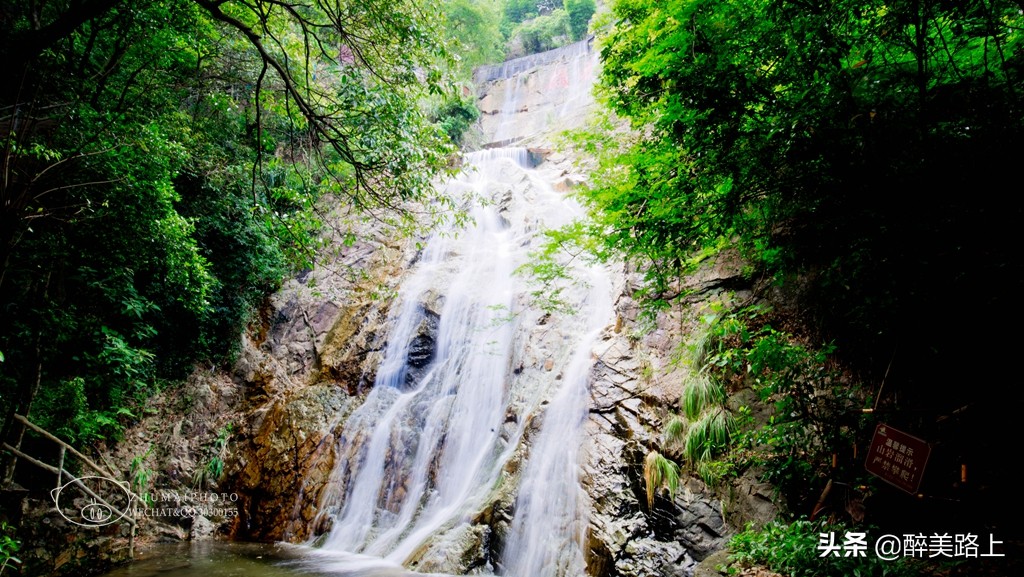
[{"xmin": 864, "ymin": 423, "xmax": 931, "ymax": 494}]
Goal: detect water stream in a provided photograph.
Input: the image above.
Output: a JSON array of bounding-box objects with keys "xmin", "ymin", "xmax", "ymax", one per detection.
[
  {"xmin": 302, "ymin": 144, "xmax": 611, "ymax": 574},
  {"xmin": 302, "ymin": 39, "xmax": 610, "ymax": 576},
  {"xmin": 102, "ymin": 39, "xmax": 608, "ymax": 577}
]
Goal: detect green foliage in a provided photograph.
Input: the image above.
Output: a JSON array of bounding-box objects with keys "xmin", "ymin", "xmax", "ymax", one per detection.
[
  {"xmin": 680, "ymin": 373, "xmax": 725, "ymax": 421},
  {"xmin": 515, "ymin": 221, "xmax": 602, "ymax": 314},
  {"xmin": 503, "ymin": 0, "xmax": 557, "ymax": 30},
  {"xmin": 193, "ymin": 423, "xmax": 233, "ymax": 489},
  {"xmin": 643, "ymin": 450, "xmax": 680, "ymax": 509},
  {"xmin": 659, "ymin": 304, "xmax": 865, "ymax": 498},
  {"xmin": 433, "ymin": 96, "xmax": 482, "ymax": 146},
  {"xmin": 659, "ymin": 316, "xmax": 734, "ymax": 487},
  {"xmin": 130, "ymin": 445, "xmax": 155, "ymax": 506},
  {"xmin": 703, "ymin": 306, "xmax": 865, "ymax": 508},
  {"xmin": 582, "ymin": 0, "xmax": 1024, "ymax": 393},
  {"xmin": 215, "ymin": 424, "xmax": 234, "ymax": 449},
  {"xmin": 729, "ymin": 518, "xmax": 918, "ymax": 577},
  {"xmin": 682, "ymin": 406, "xmax": 733, "ymax": 463},
  {"xmin": 206, "ymin": 456, "xmax": 225, "ymax": 482},
  {"xmin": 695, "ymin": 459, "xmax": 734, "ymax": 488},
  {"xmin": 663, "ymin": 416, "xmax": 686, "ymax": 446},
  {"xmin": 444, "ymin": 0, "xmax": 505, "ymax": 72},
  {"xmin": 512, "ymin": 9, "xmax": 572, "ymax": 55},
  {"xmin": 0, "ymin": 0, "xmax": 458, "ymax": 443},
  {"xmin": 563, "ymin": 0, "xmax": 596, "ymax": 40},
  {"xmin": 0, "ymin": 522, "xmax": 20, "ymax": 575}
]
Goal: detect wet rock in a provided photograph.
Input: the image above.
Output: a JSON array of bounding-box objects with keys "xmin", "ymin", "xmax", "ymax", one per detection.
[
  {"xmin": 402, "ymin": 298, "xmax": 442, "ymax": 388},
  {"xmin": 233, "ymin": 383, "xmax": 360, "ymax": 542},
  {"xmin": 673, "ymin": 491, "xmax": 729, "ymax": 561},
  {"xmin": 692, "ymin": 549, "xmax": 732, "ymax": 577},
  {"xmin": 615, "ymin": 537, "xmax": 693, "ymax": 577},
  {"xmin": 190, "ymin": 515, "xmax": 217, "ymax": 541},
  {"xmin": 407, "ymin": 312, "xmax": 439, "ymax": 369},
  {"xmin": 410, "ymin": 523, "xmax": 492, "ymax": 574},
  {"xmin": 581, "ymin": 260, "xmax": 755, "ymax": 577}
]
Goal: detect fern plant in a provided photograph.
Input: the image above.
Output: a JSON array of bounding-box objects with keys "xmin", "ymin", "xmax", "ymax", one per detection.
[{"xmin": 130, "ymin": 445, "xmax": 155, "ymax": 506}]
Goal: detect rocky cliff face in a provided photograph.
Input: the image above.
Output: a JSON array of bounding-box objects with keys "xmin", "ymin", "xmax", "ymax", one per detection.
[
  {"xmin": 25, "ymin": 39, "xmax": 781, "ymax": 577},
  {"xmin": 475, "ymin": 39, "xmax": 599, "ymax": 149},
  {"xmin": 224, "ymin": 217, "xmax": 412, "ymax": 544},
  {"xmin": 579, "ymin": 255, "xmax": 780, "ymax": 577},
  {"xmin": 212, "ymin": 38, "xmax": 756, "ymax": 575}
]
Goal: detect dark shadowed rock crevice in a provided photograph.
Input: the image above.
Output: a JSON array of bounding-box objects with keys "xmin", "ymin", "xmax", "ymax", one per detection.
[{"xmin": 403, "ymin": 299, "xmax": 442, "ymax": 390}]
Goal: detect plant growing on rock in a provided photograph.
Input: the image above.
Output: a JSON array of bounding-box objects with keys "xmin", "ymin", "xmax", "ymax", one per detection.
[
  {"xmin": 696, "ymin": 305, "xmax": 867, "ymax": 511},
  {"xmin": 657, "ymin": 303, "xmax": 867, "ymax": 511},
  {"xmin": 130, "ymin": 445, "xmax": 156, "ymax": 506},
  {"xmin": 192, "ymin": 424, "xmax": 234, "ymax": 489},
  {"xmin": 642, "ymin": 450, "xmax": 680, "ymax": 509},
  {"xmin": 0, "ymin": 522, "xmax": 20, "ymax": 575},
  {"xmin": 660, "ymin": 312, "xmax": 736, "ymax": 488}
]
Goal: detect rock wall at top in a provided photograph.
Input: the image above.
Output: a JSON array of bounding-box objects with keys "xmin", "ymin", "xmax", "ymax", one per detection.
[{"xmin": 475, "ymin": 38, "xmax": 600, "ymax": 148}]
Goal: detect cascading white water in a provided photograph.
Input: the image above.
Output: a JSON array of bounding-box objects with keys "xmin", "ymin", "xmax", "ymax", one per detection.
[
  {"xmin": 313, "ymin": 155, "xmax": 527, "ymax": 565},
  {"xmin": 492, "ymin": 73, "xmax": 525, "ymax": 144},
  {"xmin": 304, "ymin": 38, "xmax": 608, "ymax": 577},
  {"xmin": 501, "ymin": 261, "xmax": 611, "ymax": 577}
]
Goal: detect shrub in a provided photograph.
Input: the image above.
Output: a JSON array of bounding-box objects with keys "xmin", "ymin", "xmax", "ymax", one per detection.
[
  {"xmin": 563, "ymin": 0, "xmax": 595, "ymax": 40},
  {"xmin": 729, "ymin": 518, "xmax": 919, "ymax": 577}
]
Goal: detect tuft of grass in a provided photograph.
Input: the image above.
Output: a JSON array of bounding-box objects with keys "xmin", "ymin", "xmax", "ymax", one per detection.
[
  {"xmin": 686, "ymin": 317, "xmax": 716, "ymax": 368},
  {"xmin": 643, "ymin": 450, "xmax": 680, "ymax": 509},
  {"xmin": 683, "ymin": 406, "xmax": 733, "ymax": 464},
  {"xmin": 681, "ymin": 372, "xmax": 726, "ymax": 420},
  {"xmin": 663, "ymin": 415, "xmax": 686, "ymax": 447}
]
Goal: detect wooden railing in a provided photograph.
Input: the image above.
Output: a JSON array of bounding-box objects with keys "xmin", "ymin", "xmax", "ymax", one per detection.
[{"xmin": 1, "ymin": 414, "xmax": 136, "ymax": 558}]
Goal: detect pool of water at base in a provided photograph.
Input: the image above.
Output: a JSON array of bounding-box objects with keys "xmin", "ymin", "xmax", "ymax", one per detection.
[{"xmin": 99, "ymin": 542, "xmax": 460, "ymax": 577}]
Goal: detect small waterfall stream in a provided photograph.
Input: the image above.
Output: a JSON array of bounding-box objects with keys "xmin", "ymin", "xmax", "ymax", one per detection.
[
  {"xmin": 302, "ymin": 40, "xmax": 608, "ymax": 577},
  {"xmin": 502, "ymin": 264, "xmax": 610, "ymax": 577}
]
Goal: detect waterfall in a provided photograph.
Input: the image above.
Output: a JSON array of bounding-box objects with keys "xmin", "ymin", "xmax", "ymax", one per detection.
[
  {"xmin": 304, "ymin": 39, "xmax": 608, "ymax": 577},
  {"xmin": 478, "ymin": 39, "xmax": 598, "ymax": 148},
  {"xmin": 501, "ymin": 264, "xmax": 611, "ymax": 577}
]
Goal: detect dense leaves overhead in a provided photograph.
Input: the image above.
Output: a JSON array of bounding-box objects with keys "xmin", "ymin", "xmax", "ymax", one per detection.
[
  {"xmin": 586, "ymin": 0, "xmax": 1024, "ymax": 379},
  {"xmin": 444, "ymin": 0, "xmax": 505, "ymax": 72},
  {"xmin": 0, "ymin": 0, "xmax": 456, "ymax": 443}
]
